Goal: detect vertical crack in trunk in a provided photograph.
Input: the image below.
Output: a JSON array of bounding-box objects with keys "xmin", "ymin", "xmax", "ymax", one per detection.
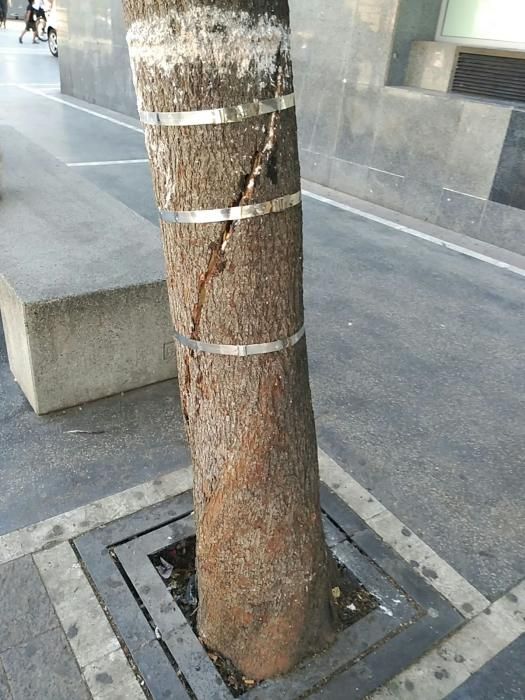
[{"xmin": 190, "ymin": 52, "xmax": 285, "ymax": 341}]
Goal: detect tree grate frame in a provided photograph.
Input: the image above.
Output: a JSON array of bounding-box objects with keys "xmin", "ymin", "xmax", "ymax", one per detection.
[{"xmin": 74, "ymin": 487, "xmax": 463, "ymax": 699}]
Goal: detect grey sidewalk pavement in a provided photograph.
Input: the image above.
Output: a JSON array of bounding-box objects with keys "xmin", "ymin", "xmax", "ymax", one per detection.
[
  {"xmin": 0, "ymin": 556, "xmax": 91, "ymax": 699},
  {"xmin": 0, "ymin": 19, "xmax": 524, "ymax": 699}
]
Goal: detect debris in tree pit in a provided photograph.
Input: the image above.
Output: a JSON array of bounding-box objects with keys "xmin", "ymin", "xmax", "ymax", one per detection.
[
  {"xmin": 156, "ymin": 556, "xmax": 174, "ymax": 580},
  {"xmin": 152, "ymin": 537, "xmax": 377, "ymax": 697},
  {"xmin": 154, "ymin": 626, "xmax": 162, "ymax": 640},
  {"xmin": 379, "ymin": 604, "xmax": 394, "ymax": 617}
]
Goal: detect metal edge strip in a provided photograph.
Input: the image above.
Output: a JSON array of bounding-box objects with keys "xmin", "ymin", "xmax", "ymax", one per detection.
[
  {"xmin": 140, "ymin": 93, "xmax": 295, "ymax": 126},
  {"xmin": 159, "ymin": 191, "xmax": 301, "ymax": 224},
  {"xmin": 173, "ymin": 325, "xmax": 305, "ymax": 357}
]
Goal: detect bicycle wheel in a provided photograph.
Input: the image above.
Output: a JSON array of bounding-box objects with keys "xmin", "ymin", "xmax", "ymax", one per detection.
[{"xmin": 36, "ymin": 18, "xmax": 48, "ymax": 41}]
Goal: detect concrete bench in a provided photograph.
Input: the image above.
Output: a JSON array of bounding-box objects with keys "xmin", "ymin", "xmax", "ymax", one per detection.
[{"xmin": 0, "ymin": 126, "xmax": 176, "ymax": 414}]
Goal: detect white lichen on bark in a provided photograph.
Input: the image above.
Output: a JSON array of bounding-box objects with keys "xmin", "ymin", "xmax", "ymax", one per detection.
[{"xmin": 126, "ymin": 7, "xmax": 290, "ymax": 108}]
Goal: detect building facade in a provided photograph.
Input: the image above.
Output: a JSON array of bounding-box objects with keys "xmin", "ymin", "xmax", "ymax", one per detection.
[{"xmin": 57, "ymin": 0, "xmax": 525, "ymax": 255}]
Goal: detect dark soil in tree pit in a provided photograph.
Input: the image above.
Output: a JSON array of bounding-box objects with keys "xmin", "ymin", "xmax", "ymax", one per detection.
[{"xmin": 151, "ymin": 536, "xmax": 377, "ymax": 697}]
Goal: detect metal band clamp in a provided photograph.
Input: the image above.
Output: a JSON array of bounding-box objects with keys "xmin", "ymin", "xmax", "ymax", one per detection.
[
  {"xmin": 174, "ymin": 325, "xmax": 305, "ymax": 357},
  {"xmin": 159, "ymin": 191, "xmax": 301, "ymax": 224},
  {"xmin": 141, "ymin": 94, "xmax": 295, "ymax": 127}
]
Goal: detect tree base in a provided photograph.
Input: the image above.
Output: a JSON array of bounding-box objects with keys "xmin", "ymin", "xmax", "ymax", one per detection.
[{"xmin": 154, "ymin": 535, "xmax": 377, "ymax": 693}]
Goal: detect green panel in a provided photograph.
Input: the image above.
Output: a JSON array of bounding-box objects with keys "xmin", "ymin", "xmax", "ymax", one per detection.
[{"xmin": 442, "ymin": 0, "xmax": 525, "ymax": 44}]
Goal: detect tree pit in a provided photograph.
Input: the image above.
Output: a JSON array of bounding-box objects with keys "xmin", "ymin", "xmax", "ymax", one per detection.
[{"xmin": 152, "ymin": 537, "xmax": 377, "ymax": 697}]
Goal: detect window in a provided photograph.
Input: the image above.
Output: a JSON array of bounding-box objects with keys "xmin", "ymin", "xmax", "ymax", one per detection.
[{"xmin": 437, "ymin": 0, "xmax": 525, "ymax": 51}]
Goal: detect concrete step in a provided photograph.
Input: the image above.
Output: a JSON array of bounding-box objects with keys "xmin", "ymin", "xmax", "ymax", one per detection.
[{"xmin": 0, "ymin": 126, "xmax": 176, "ymax": 414}]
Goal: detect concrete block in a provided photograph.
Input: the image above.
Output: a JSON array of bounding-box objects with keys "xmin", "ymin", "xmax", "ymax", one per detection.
[
  {"xmin": 490, "ymin": 109, "xmax": 525, "ymax": 210},
  {"xmin": 401, "ymin": 177, "xmax": 443, "ymax": 223},
  {"xmin": 438, "ymin": 189, "xmax": 486, "ymax": 237},
  {"xmin": 309, "ymin": 74, "xmax": 344, "ymax": 158},
  {"xmin": 58, "ymin": 0, "xmax": 138, "ymax": 118},
  {"xmin": 405, "ymin": 41, "xmax": 458, "ymax": 92},
  {"xmin": 344, "ymin": 0, "xmax": 400, "ymax": 87},
  {"xmin": 328, "ymin": 158, "xmax": 370, "ymax": 199},
  {"xmin": 0, "ymin": 127, "xmax": 176, "ymax": 414},
  {"xmin": 447, "ymin": 100, "xmax": 511, "ymax": 199},
  {"xmin": 388, "ymin": 0, "xmax": 444, "ymax": 86},
  {"xmin": 336, "ymin": 83, "xmax": 380, "ymax": 166},
  {"xmin": 367, "ymin": 168, "xmax": 405, "ymax": 212},
  {"xmin": 373, "ymin": 88, "xmax": 463, "ymax": 185},
  {"xmin": 480, "ymin": 201, "xmax": 525, "ymax": 256},
  {"xmin": 0, "ymin": 658, "xmax": 11, "ymax": 700},
  {"xmin": 299, "ymin": 148, "xmax": 332, "ymax": 187}
]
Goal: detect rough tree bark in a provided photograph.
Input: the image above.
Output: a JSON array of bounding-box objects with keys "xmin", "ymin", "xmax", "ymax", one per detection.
[{"xmin": 121, "ymin": 0, "xmax": 337, "ymax": 680}]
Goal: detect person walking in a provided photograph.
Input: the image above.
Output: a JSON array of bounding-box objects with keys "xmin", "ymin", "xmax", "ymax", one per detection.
[
  {"xmin": 19, "ymin": 1, "xmax": 38, "ymax": 43},
  {"xmin": 0, "ymin": 0, "xmax": 7, "ymax": 30}
]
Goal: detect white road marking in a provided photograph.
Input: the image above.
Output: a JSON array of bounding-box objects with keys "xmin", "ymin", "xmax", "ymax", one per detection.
[
  {"xmin": 0, "ymin": 48, "xmax": 47, "ymax": 56},
  {"xmin": 14, "ymin": 83, "xmax": 525, "ymax": 283},
  {"xmin": 11, "ymin": 83, "xmax": 524, "ymax": 281},
  {"xmin": 0, "ymin": 82, "xmax": 60, "ymax": 87},
  {"xmin": 67, "ymin": 159, "xmax": 148, "ymax": 167},
  {"xmin": 17, "ymin": 85, "xmax": 144, "ymax": 133},
  {"xmin": 370, "ymin": 580, "xmax": 525, "ymax": 699},
  {"xmin": 303, "ymin": 190, "xmax": 525, "ymax": 279}
]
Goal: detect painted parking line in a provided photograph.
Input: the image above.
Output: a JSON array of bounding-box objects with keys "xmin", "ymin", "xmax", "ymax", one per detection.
[
  {"xmin": 0, "ymin": 48, "xmax": 48, "ymax": 56},
  {"xmin": 67, "ymin": 159, "xmax": 148, "ymax": 167},
  {"xmin": 0, "ymin": 82, "xmax": 60, "ymax": 87},
  {"xmin": 18, "ymin": 85, "xmax": 143, "ymax": 133},
  {"xmin": 303, "ymin": 190, "xmax": 525, "ymax": 279},
  {"xmin": 16, "ymin": 83, "xmax": 525, "ymax": 281},
  {"xmin": 370, "ymin": 579, "xmax": 525, "ymax": 700}
]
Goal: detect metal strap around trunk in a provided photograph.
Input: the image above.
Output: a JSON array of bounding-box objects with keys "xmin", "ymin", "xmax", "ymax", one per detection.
[
  {"xmin": 174, "ymin": 325, "xmax": 305, "ymax": 357},
  {"xmin": 140, "ymin": 93, "xmax": 295, "ymax": 127},
  {"xmin": 159, "ymin": 191, "xmax": 301, "ymax": 224}
]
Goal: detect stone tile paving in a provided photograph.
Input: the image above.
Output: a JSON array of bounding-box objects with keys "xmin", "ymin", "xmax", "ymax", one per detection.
[
  {"xmin": 0, "ymin": 556, "xmax": 90, "ymax": 699},
  {"xmin": 445, "ymin": 634, "xmax": 525, "ymax": 700}
]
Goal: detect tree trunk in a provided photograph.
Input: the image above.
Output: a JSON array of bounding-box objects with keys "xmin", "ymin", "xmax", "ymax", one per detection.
[{"xmin": 121, "ymin": 0, "xmax": 336, "ymax": 680}]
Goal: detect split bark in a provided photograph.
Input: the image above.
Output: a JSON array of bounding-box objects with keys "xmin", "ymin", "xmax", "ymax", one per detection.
[{"xmin": 122, "ymin": 0, "xmax": 336, "ymax": 680}]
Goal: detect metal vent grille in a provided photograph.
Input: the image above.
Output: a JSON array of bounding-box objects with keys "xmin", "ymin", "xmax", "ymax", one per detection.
[{"xmin": 452, "ymin": 52, "xmax": 525, "ymax": 103}]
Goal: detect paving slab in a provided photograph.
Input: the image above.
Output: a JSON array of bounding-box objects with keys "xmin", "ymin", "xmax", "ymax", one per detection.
[
  {"xmin": 0, "ymin": 556, "xmax": 57, "ymax": 652},
  {"xmin": 82, "ymin": 649, "xmax": 145, "ymax": 700},
  {"xmin": 34, "ymin": 543, "xmax": 120, "ymax": 668},
  {"xmin": 0, "ymin": 659, "xmax": 11, "ymax": 700},
  {"xmin": 0, "ymin": 628, "xmax": 90, "ymax": 700},
  {"xmin": 445, "ymin": 633, "xmax": 525, "ymax": 700}
]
